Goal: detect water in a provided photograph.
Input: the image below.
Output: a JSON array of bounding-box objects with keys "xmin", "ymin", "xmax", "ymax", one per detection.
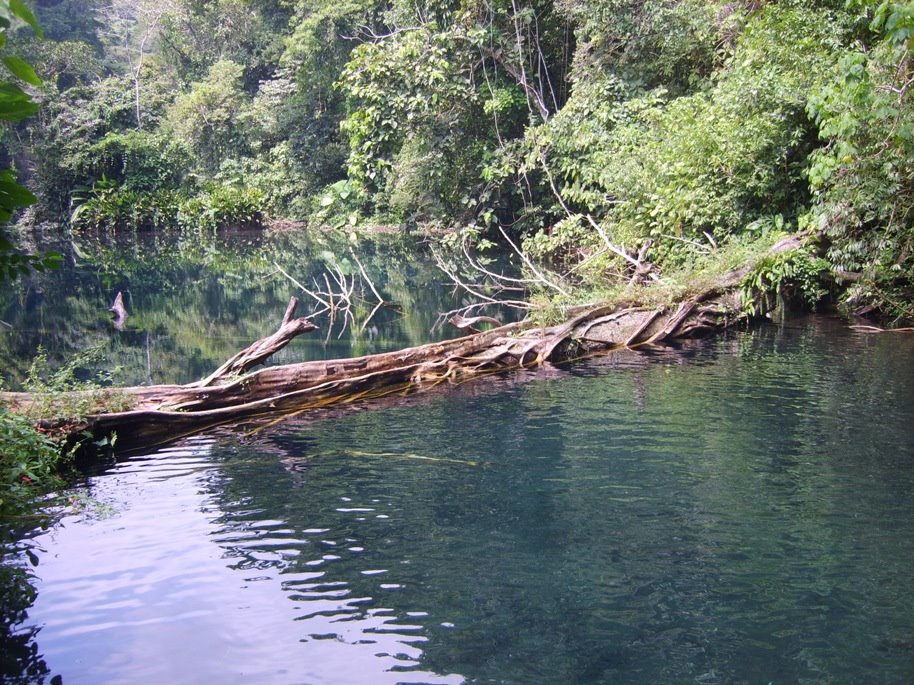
[
  {"xmin": 8, "ymin": 318, "xmax": 914, "ymax": 684},
  {"xmin": 0, "ymin": 228, "xmax": 509, "ymax": 387},
  {"xmin": 3, "ymin": 232, "xmax": 914, "ymax": 683}
]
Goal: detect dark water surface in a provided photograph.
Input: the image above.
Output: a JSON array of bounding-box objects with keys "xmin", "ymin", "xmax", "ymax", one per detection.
[{"xmin": 15, "ymin": 318, "xmax": 914, "ymax": 684}]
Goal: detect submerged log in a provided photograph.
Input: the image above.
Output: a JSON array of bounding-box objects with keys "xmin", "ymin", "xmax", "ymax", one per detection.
[{"xmin": 3, "ymin": 235, "xmax": 802, "ymax": 452}]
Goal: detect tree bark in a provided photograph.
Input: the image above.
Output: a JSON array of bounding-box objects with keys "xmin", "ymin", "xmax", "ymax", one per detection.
[{"xmin": 3, "ymin": 236, "xmax": 802, "ymax": 453}]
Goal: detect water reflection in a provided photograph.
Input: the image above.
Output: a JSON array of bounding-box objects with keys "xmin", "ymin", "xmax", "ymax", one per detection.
[
  {"xmin": 11, "ymin": 319, "xmax": 914, "ymax": 684},
  {"xmin": 0, "ymin": 228, "xmax": 509, "ymax": 388},
  {"xmin": 23, "ymin": 437, "xmax": 464, "ymax": 684}
]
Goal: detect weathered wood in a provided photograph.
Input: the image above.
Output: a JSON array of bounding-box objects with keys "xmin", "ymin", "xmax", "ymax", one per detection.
[
  {"xmin": 109, "ymin": 291, "xmax": 128, "ymax": 330},
  {"xmin": 448, "ymin": 313, "xmax": 504, "ymax": 333},
  {"xmin": 192, "ymin": 296, "xmax": 317, "ymax": 387},
  {"xmin": 3, "ymin": 235, "xmax": 804, "ymax": 452}
]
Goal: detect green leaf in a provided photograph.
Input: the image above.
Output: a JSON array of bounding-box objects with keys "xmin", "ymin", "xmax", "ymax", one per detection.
[
  {"xmin": 9, "ymin": 0, "xmax": 42, "ymax": 38},
  {"xmin": 0, "ymin": 177, "xmax": 37, "ymax": 207},
  {"xmin": 0, "ymin": 100, "xmax": 38, "ymax": 121},
  {"xmin": 2, "ymin": 56, "xmax": 41, "ymax": 86},
  {"xmin": 0, "ymin": 81, "xmax": 31, "ymax": 99}
]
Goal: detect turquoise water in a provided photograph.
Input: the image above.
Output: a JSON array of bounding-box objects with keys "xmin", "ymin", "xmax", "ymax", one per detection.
[{"xmin": 13, "ymin": 318, "xmax": 914, "ymax": 684}]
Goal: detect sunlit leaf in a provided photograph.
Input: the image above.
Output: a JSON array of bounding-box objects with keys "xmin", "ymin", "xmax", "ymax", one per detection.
[
  {"xmin": 9, "ymin": 0, "xmax": 42, "ymax": 38},
  {"xmin": 2, "ymin": 56, "xmax": 41, "ymax": 86}
]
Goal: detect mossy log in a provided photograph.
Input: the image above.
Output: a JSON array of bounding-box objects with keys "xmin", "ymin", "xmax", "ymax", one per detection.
[{"xmin": 3, "ymin": 236, "xmax": 801, "ymax": 452}]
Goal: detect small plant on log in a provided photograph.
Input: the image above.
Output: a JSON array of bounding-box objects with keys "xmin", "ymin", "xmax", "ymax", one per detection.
[
  {"xmin": 740, "ymin": 249, "xmax": 830, "ymax": 317},
  {"xmin": 19, "ymin": 344, "xmax": 133, "ymax": 427},
  {"xmin": 0, "ymin": 408, "xmax": 61, "ymax": 518}
]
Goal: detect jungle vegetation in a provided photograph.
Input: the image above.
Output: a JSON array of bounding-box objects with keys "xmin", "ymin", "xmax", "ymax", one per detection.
[
  {"xmin": 2, "ymin": 0, "xmax": 913, "ymax": 666},
  {"xmin": 0, "ymin": 0, "xmax": 912, "ymax": 324}
]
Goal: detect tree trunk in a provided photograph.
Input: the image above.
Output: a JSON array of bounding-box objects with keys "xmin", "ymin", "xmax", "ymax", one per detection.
[{"xmin": 3, "ymin": 236, "xmax": 802, "ymax": 453}]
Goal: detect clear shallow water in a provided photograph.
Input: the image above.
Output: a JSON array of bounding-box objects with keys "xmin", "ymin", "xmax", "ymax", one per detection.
[{"xmin": 12, "ymin": 318, "xmax": 914, "ymax": 684}]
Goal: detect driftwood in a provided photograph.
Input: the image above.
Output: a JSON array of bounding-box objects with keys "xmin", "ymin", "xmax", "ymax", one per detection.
[
  {"xmin": 3, "ymin": 235, "xmax": 802, "ymax": 452},
  {"xmin": 109, "ymin": 291, "xmax": 128, "ymax": 330},
  {"xmin": 192, "ymin": 297, "xmax": 317, "ymax": 387},
  {"xmin": 448, "ymin": 313, "xmax": 505, "ymax": 333}
]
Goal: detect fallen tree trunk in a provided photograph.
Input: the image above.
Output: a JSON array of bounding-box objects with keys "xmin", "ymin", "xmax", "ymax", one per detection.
[{"xmin": 3, "ymin": 235, "xmax": 802, "ymax": 452}]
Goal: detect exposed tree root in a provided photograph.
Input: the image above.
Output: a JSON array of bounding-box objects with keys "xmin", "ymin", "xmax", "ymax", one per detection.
[{"xmin": 2, "ymin": 236, "xmax": 803, "ymax": 453}]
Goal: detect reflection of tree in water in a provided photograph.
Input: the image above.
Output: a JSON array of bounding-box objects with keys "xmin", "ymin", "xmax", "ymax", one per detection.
[
  {"xmin": 0, "ymin": 227, "xmax": 478, "ymax": 388},
  {"xmin": 0, "ymin": 551, "xmax": 58, "ymax": 684}
]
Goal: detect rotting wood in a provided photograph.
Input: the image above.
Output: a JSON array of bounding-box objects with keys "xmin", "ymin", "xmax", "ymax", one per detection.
[{"xmin": 1, "ymin": 235, "xmax": 804, "ymax": 453}]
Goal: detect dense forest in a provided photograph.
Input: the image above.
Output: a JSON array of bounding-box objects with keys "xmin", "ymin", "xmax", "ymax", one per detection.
[
  {"xmin": 2, "ymin": 4, "xmax": 914, "ymax": 677},
  {"xmin": 0, "ymin": 0, "xmax": 913, "ymax": 323}
]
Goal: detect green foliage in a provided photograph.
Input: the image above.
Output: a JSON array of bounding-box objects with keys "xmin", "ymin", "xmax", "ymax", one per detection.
[
  {"xmin": 557, "ymin": 0, "xmax": 728, "ymax": 94},
  {"xmin": 339, "ymin": 29, "xmax": 473, "ymax": 203},
  {"xmin": 312, "ymin": 178, "xmax": 364, "ymax": 229},
  {"xmin": 165, "ymin": 60, "xmax": 251, "ymax": 176},
  {"xmin": 84, "ymin": 131, "xmax": 189, "ymax": 193},
  {"xmin": 178, "ymin": 183, "xmax": 266, "ymax": 231},
  {"xmin": 28, "ymin": 75, "xmax": 144, "ymax": 217},
  {"xmin": 806, "ymin": 1, "xmax": 914, "ymax": 322},
  {"xmin": 521, "ymin": 214, "xmax": 596, "ymax": 270},
  {"xmin": 0, "ymin": 408, "xmax": 61, "ymax": 517},
  {"xmin": 31, "ymin": 0, "xmax": 105, "ymax": 46},
  {"xmin": 0, "ymin": 0, "xmax": 62, "ymax": 280},
  {"xmin": 489, "ymin": 3, "xmax": 851, "ymax": 290},
  {"xmin": 610, "ymin": 4, "xmax": 845, "ymax": 249},
  {"xmin": 71, "ymin": 180, "xmax": 266, "ymax": 233},
  {"xmin": 13, "ymin": 36, "xmax": 105, "ymax": 90},
  {"xmin": 337, "ymin": 0, "xmax": 574, "ymax": 222},
  {"xmin": 61, "ymin": 130, "xmax": 189, "ymax": 232},
  {"xmin": 22, "ymin": 344, "xmax": 131, "ymax": 423},
  {"xmin": 740, "ymin": 249, "xmax": 831, "ymax": 317},
  {"xmin": 2, "ymin": 0, "xmax": 914, "ymax": 320},
  {"xmin": 71, "ymin": 183, "xmax": 183, "ymax": 233},
  {"xmin": 157, "ymin": 0, "xmax": 291, "ymax": 87},
  {"xmin": 0, "ymin": 342, "xmax": 128, "ymax": 521},
  {"xmin": 217, "ymin": 141, "xmax": 332, "ymax": 220}
]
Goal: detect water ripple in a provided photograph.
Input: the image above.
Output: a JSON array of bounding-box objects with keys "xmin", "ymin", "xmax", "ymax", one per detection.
[{"xmin": 19, "ymin": 320, "xmax": 914, "ymax": 684}]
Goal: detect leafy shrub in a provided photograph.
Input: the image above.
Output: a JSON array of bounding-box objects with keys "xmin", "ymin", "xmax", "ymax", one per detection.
[
  {"xmin": 71, "ymin": 181, "xmax": 182, "ymax": 233},
  {"xmin": 178, "ymin": 183, "xmax": 265, "ymax": 231},
  {"xmin": 84, "ymin": 131, "xmax": 189, "ymax": 193},
  {"xmin": 0, "ymin": 408, "xmax": 60, "ymax": 518},
  {"xmin": 22, "ymin": 344, "xmax": 131, "ymax": 423},
  {"xmin": 483, "ymin": 3, "xmax": 853, "ymax": 293},
  {"xmin": 740, "ymin": 249, "xmax": 831, "ymax": 317},
  {"xmin": 338, "ymin": 27, "xmax": 491, "ymax": 220},
  {"xmin": 217, "ymin": 142, "xmax": 323, "ymax": 221},
  {"xmin": 165, "ymin": 60, "xmax": 251, "ymax": 176},
  {"xmin": 311, "ymin": 179, "xmax": 364, "ymax": 229},
  {"xmin": 806, "ymin": 1, "xmax": 914, "ymax": 322}
]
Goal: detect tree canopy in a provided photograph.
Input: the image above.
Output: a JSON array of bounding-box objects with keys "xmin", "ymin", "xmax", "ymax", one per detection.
[{"xmin": 0, "ymin": 0, "xmax": 912, "ymax": 321}]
